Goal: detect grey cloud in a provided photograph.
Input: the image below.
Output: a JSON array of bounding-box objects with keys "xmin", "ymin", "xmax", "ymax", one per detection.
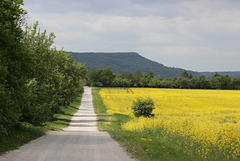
[
  {"xmin": 22, "ymin": 0, "xmax": 240, "ymax": 71},
  {"xmin": 23, "ymin": 0, "xmax": 240, "ymax": 19}
]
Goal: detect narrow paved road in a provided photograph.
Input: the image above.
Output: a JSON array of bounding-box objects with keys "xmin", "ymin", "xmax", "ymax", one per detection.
[{"xmin": 0, "ymin": 87, "xmax": 136, "ymax": 161}]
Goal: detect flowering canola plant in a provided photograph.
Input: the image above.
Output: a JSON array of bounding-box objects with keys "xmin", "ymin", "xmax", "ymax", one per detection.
[{"xmin": 99, "ymin": 88, "xmax": 240, "ymax": 160}]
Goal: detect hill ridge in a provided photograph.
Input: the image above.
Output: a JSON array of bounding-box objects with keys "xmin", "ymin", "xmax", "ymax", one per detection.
[
  {"xmin": 69, "ymin": 52, "xmax": 199, "ymax": 78},
  {"xmin": 69, "ymin": 52, "xmax": 240, "ymax": 78}
]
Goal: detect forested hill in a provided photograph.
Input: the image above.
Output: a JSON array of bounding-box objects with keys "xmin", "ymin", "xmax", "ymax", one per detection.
[
  {"xmin": 200, "ymin": 71, "xmax": 240, "ymax": 79},
  {"xmin": 69, "ymin": 52, "xmax": 200, "ymax": 78}
]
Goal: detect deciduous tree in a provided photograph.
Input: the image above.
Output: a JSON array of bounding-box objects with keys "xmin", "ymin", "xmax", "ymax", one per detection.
[{"xmin": 0, "ymin": 0, "xmax": 33, "ymax": 138}]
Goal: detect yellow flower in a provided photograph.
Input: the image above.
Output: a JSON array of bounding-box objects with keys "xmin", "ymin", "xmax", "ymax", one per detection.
[{"xmin": 100, "ymin": 88, "xmax": 240, "ymax": 159}]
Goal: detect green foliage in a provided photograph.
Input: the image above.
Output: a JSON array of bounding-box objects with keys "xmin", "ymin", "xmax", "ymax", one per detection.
[
  {"xmin": 132, "ymin": 70, "xmax": 143, "ymax": 87},
  {"xmin": 0, "ymin": 0, "xmax": 86, "ymax": 139},
  {"xmin": 132, "ymin": 98, "xmax": 155, "ymax": 118},
  {"xmin": 210, "ymin": 73, "xmax": 221, "ymax": 89},
  {"xmin": 176, "ymin": 77, "xmax": 191, "ymax": 89},
  {"xmin": 148, "ymin": 77, "xmax": 162, "ymax": 87},
  {"xmin": 0, "ymin": 0, "xmax": 34, "ymax": 139},
  {"xmin": 231, "ymin": 77, "xmax": 240, "ymax": 89},
  {"xmin": 0, "ymin": 94, "xmax": 82, "ymax": 155},
  {"xmin": 0, "ymin": 122, "xmax": 45, "ymax": 155},
  {"xmin": 210, "ymin": 73, "xmax": 232, "ymax": 89},
  {"xmin": 22, "ymin": 22, "xmax": 87, "ymax": 125},
  {"xmin": 112, "ymin": 77, "xmax": 131, "ymax": 87},
  {"xmin": 43, "ymin": 95, "xmax": 82, "ymax": 131},
  {"xmin": 195, "ymin": 75, "xmax": 210, "ymax": 89},
  {"xmin": 100, "ymin": 68, "xmax": 115, "ymax": 86},
  {"xmin": 87, "ymin": 69, "xmax": 101, "ymax": 86},
  {"xmin": 88, "ymin": 68, "xmax": 240, "ymax": 90},
  {"xmin": 87, "ymin": 68, "xmax": 115, "ymax": 87}
]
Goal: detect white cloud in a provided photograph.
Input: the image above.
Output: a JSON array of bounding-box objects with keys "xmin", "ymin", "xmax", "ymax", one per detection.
[{"xmin": 22, "ymin": 0, "xmax": 240, "ymax": 72}]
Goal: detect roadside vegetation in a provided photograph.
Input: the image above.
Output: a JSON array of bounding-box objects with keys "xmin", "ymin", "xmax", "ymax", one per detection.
[
  {"xmin": 93, "ymin": 87, "xmax": 240, "ymax": 161},
  {"xmin": 43, "ymin": 95, "xmax": 82, "ymax": 131},
  {"xmin": 0, "ymin": 94, "xmax": 81, "ymax": 155},
  {"xmin": 0, "ymin": 123, "xmax": 44, "ymax": 155},
  {"xmin": 0, "ymin": 0, "xmax": 85, "ymax": 154}
]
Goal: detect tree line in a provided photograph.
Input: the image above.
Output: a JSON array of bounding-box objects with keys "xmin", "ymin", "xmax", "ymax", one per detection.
[
  {"xmin": 0, "ymin": 1, "xmax": 86, "ymax": 139},
  {"xmin": 87, "ymin": 68, "xmax": 240, "ymax": 90}
]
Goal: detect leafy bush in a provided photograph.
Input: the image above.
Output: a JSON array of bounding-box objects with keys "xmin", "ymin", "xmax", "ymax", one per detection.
[
  {"xmin": 131, "ymin": 97, "xmax": 155, "ymax": 117},
  {"xmin": 0, "ymin": 1, "xmax": 87, "ymax": 139},
  {"xmin": 0, "ymin": 0, "xmax": 34, "ymax": 139}
]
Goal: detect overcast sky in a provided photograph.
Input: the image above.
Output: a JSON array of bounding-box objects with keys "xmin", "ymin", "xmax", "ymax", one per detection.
[{"xmin": 22, "ymin": 0, "xmax": 240, "ymax": 72}]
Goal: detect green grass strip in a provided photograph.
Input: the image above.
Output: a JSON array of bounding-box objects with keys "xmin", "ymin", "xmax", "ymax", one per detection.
[
  {"xmin": 43, "ymin": 95, "xmax": 82, "ymax": 131},
  {"xmin": 0, "ymin": 95, "xmax": 82, "ymax": 155},
  {"xmin": 0, "ymin": 123, "xmax": 45, "ymax": 155}
]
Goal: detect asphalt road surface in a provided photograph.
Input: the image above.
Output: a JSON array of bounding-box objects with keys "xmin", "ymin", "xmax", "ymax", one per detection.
[{"xmin": 0, "ymin": 87, "xmax": 136, "ymax": 161}]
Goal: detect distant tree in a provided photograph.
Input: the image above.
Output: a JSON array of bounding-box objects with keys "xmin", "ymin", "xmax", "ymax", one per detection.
[
  {"xmin": 87, "ymin": 69, "xmax": 102, "ymax": 86},
  {"xmin": 176, "ymin": 77, "xmax": 191, "ymax": 89},
  {"xmin": 195, "ymin": 75, "xmax": 210, "ymax": 89},
  {"xmin": 139, "ymin": 75, "xmax": 148, "ymax": 87},
  {"xmin": 210, "ymin": 72, "xmax": 221, "ymax": 89},
  {"xmin": 88, "ymin": 68, "xmax": 238, "ymax": 90},
  {"xmin": 119, "ymin": 71, "xmax": 130, "ymax": 79},
  {"xmin": 112, "ymin": 77, "xmax": 130, "ymax": 87},
  {"xmin": 231, "ymin": 77, "xmax": 240, "ymax": 90},
  {"xmin": 147, "ymin": 72, "xmax": 154, "ymax": 80},
  {"xmin": 145, "ymin": 72, "xmax": 154, "ymax": 87},
  {"xmin": 189, "ymin": 78, "xmax": 197, "ymax": 89},
  {"xmin": 162, "ymin": 78, "xmax": 177, "ymax": 88},
  {"xmin": 87, "ymin": 68, "xmax": 115, "ymax": 87},
  {"xmin": 132, "ymin": 70, "xmax": 142, "ymax": 87},
  {"xmin": 148, "ymin": 77, "xmax": 162, "ymax": 88},
  {"xmin": 220, "ymin": 75, "xmax": 232, "ymax": 89},
  {"xmin": 100, "ymin": 68, "xmax": 115, "ymax": 86},
  {"xmin": 119, "ymin": 71, "xmax": 133, "ymax": 86}
]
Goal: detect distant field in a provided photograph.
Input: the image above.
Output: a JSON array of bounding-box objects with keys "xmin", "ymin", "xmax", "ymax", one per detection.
[{"xmin": 99, "ymin": 88, "xmax": 240, "ymax": 160}]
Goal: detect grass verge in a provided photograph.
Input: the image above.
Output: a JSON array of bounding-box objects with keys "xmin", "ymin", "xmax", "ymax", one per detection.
[
  {"xmin": 43, "ymin": 95, "xmax": 82, "ymax": 131},
  {"xmin": 92, "ymin": 87, "xmax": 199, "ymax": 161},
  {"xmin": 0, "ymin": 123, "xmax": 45, "ymax": 155},
  {"xmin": 0, "ymin": 94, "xmax": 82, "ymax": 155},
  {"xmin": 92, "ymin": 87, "xmax": 113, "ymax": 131}
]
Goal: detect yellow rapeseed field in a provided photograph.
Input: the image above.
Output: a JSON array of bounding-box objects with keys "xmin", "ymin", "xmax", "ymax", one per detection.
[{"xmin": 99, "ymin": 88, "xmax": 240, "ymax": 160}]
